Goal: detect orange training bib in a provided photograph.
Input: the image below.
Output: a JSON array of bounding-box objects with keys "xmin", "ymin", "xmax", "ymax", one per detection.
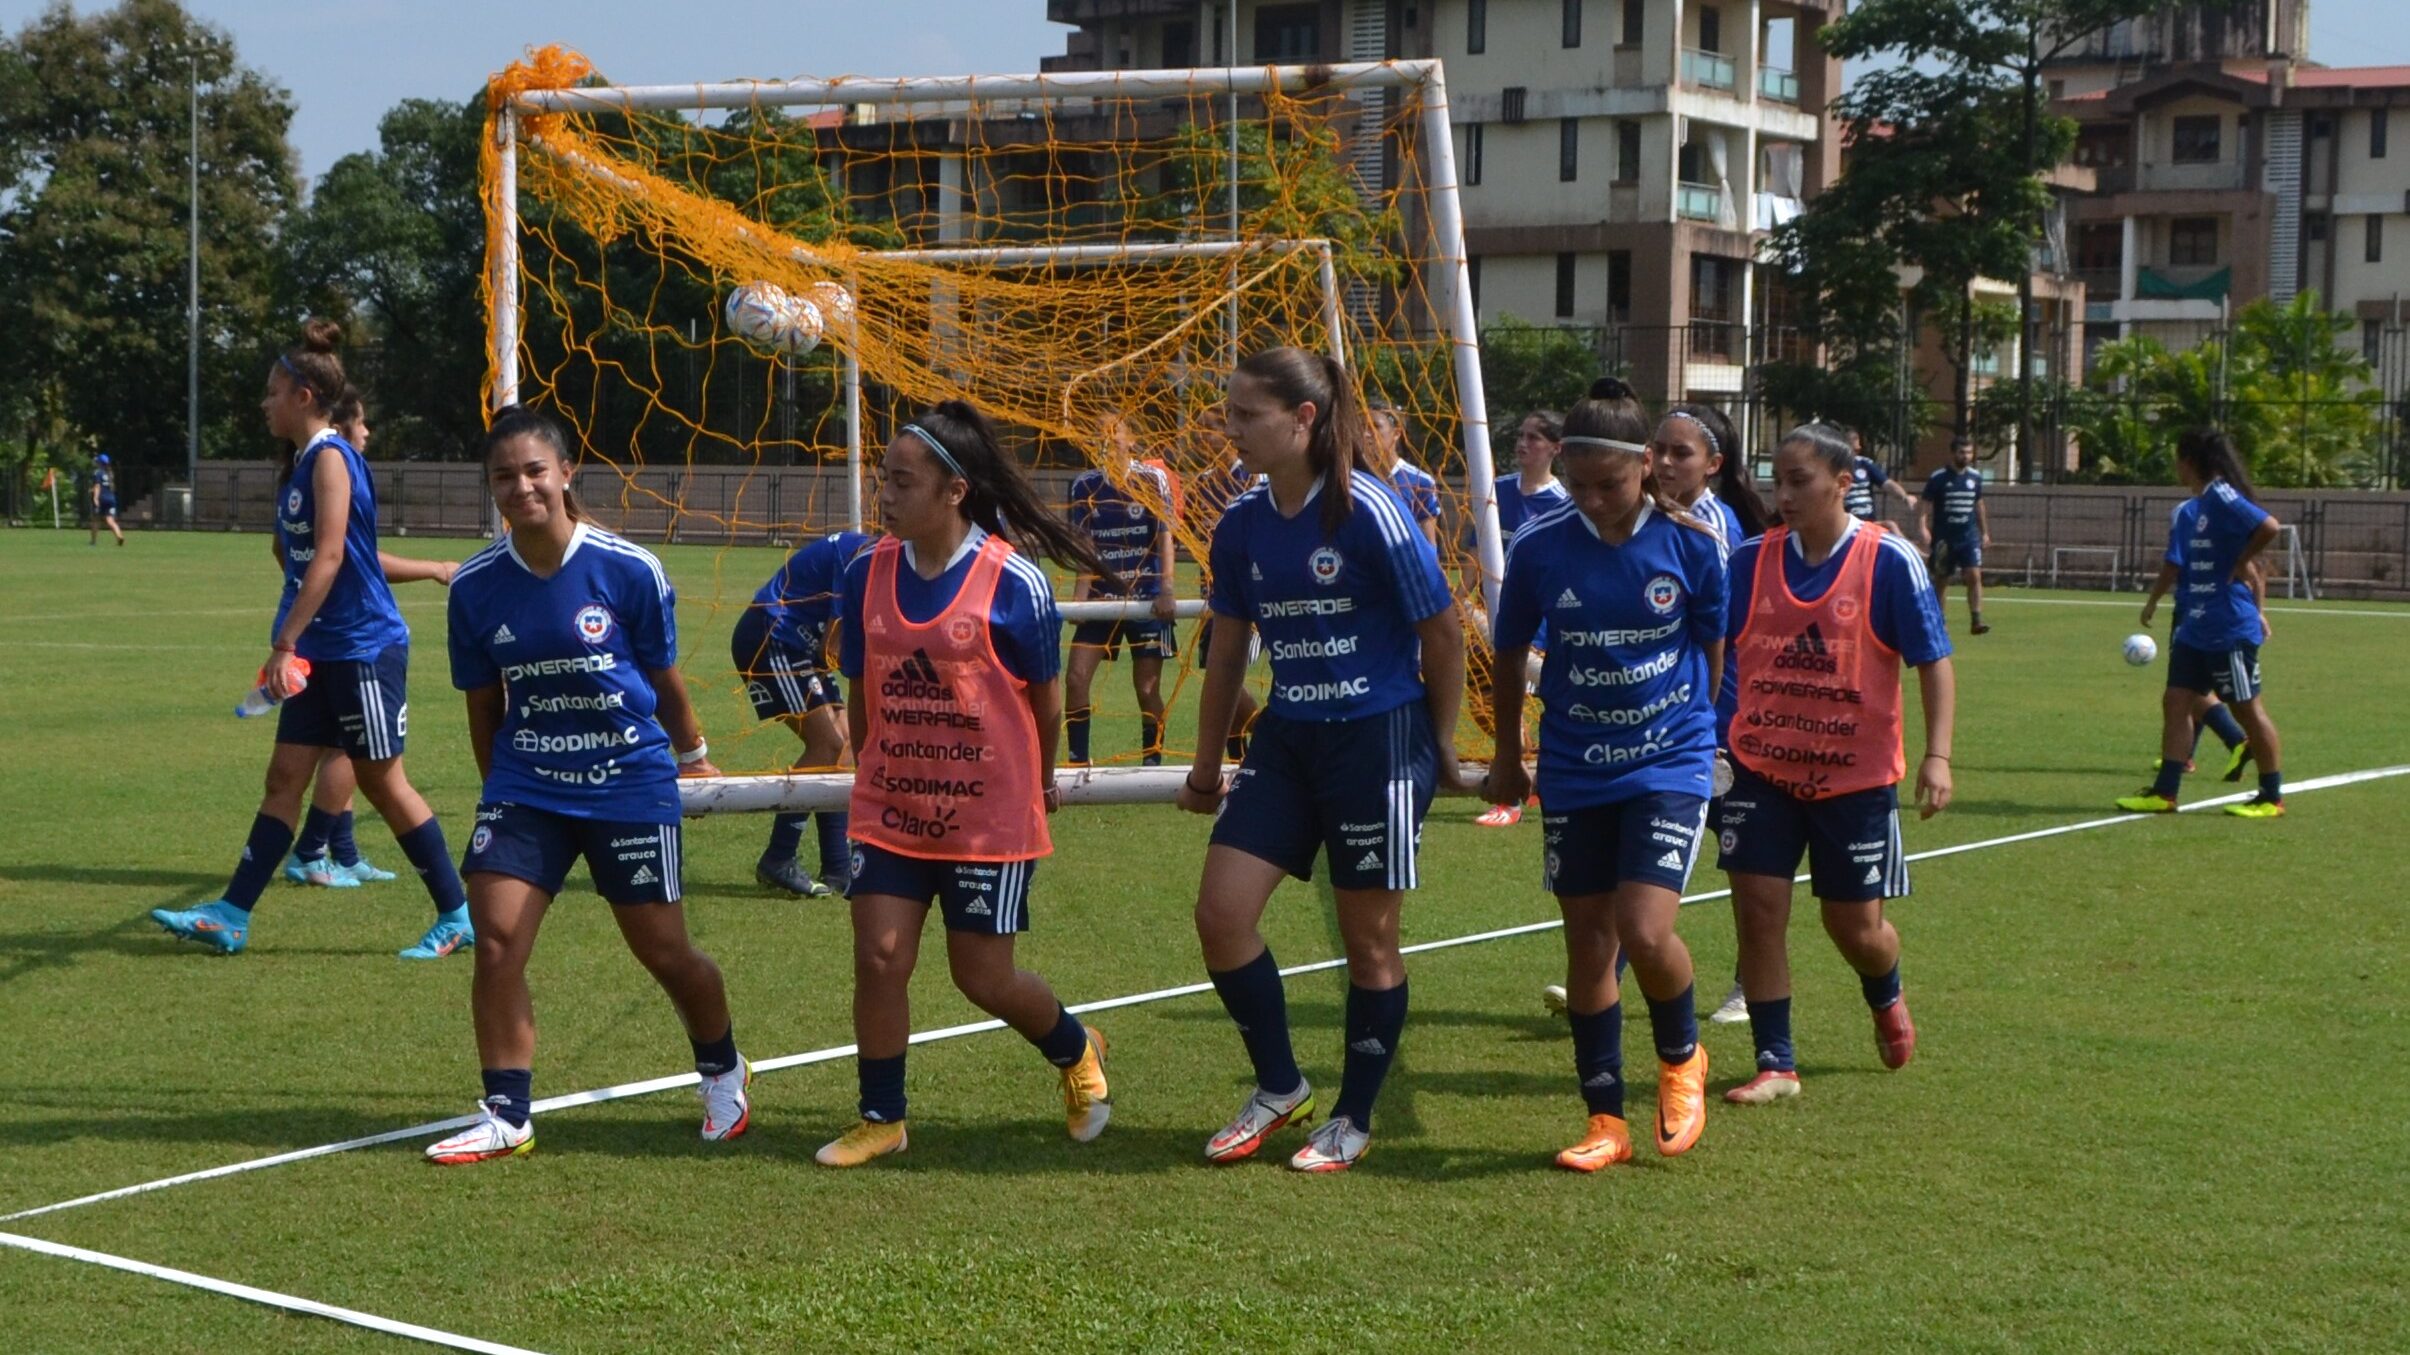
[{"xmin": 1729, "ymin": 524, "xmax": 1905, "ymax": 800}]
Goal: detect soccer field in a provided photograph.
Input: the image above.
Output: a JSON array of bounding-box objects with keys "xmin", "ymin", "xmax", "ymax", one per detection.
[{"xmin": 2, "ymin": 529, "xmax": 2406, "ymax": 1353}]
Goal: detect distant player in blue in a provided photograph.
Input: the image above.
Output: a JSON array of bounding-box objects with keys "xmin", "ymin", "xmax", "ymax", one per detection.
[
  {"xmin": 2118, "ymin": 427, "xmax": 2287, "ymax": 819},
  {"xmin": 88, "ymin": 453, "xmax": 124, "ymax": 546},
  {"xmin": 1367, "ymin": 399, "xmax": 1443, "ymax": 548},
  {"xmin": 1841, "ymin": 427, "xmax": 1914, "ymax": 524},
  {"xmin": 425, "ymin": 405, "xmax": 749, "ymax": 1166},
  {"xmin": 1185, "ymin": 410, "xmax": 1263, "ymax": 764},
  {"xmin": 1485, "ymin": 385, "xmax": 1725, "ymax": 1172},
  {"xmin": 151, "ymin": 320, "xmax": 471, "ymax": 961},
  {"xmin": 1918, "ymin": 436, "xmax": 1992, "ymax": 635},
  {"xmin": 735, "ymin": 527, "xmax": 875, "ymax": 897},
  {"xmin": 1064, "ymin": 412, "xmax": 1179, "ymax": 768},
  {"xmin": 1492, "ymin": 410, "xmax": 1568, "ymax": 535},
  {"xmin": 1176, "ymin": 347, "xmax": 1469, "ymax": 1173}
]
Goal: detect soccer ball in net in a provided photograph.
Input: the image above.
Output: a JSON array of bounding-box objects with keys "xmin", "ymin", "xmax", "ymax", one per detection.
[
  {"xmin": 722, "ymin": 281, "xmax": 824, "ymax": 357},
  {"xmin": 2122, "ymin": 633, "xmax": 2158, "ymax": 666}
]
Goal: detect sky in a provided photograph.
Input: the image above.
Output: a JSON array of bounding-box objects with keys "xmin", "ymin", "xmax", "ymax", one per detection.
[{"xmin": 3, "ymin": 0, "xmax": 2406, "ymax": 186}]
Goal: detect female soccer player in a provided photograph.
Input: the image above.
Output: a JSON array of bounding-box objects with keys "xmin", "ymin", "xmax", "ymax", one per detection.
[
  {"xmin": 284, "ymin": 395, "xmax": 457, "ymax": 889},
  {"xmin": 1493, "ymin": 410, "xmax": 1568, "ymax": 535},
  {"xmin": 1841, "ymin": 427, "xmax": 1915, "ymax": 524},
  {"xmin": 1176, "ymin": 346, "xmax": 1468, "ymax": 1173},
  {"xmin": 89, "ymin": 453, "xmax": 124, "ymax": 546},
  {"xmin": 150, "ymin": 321, "xmax": 472, "ymax": 960},
  {"xmin": 734, "ymin": 527, "xmax": 875, "ymax": 897},
  {"xmin": 1186, "ymin": 413, "xmax": 1262, "ymax": 765},
  {"xmin": 1717, "ymin": 423, "xmax": 1956, "ymax": 1105},
  {"xmin": 424, "ymin": 405, "xmax": 747, "ymax": 1165},
  {"xmin": 1365, "ymin": 399, "xmax": 1443, "ymax": 548},
  {"xmin": 814, "ymin": 401, "xmax": 1113, "ymax": 1169},
  {"xmin": 1064, "ymin": 411, "xmax": 1180, "ymax": 768},
  {"xmin": 2117, "ymin": 427, "xmax": 2286, "ymax": 819},
  {"xmin": 1917, "ymin": 437, "xmax": 1992, "ymax": 635},
  {"xmin": 1485, "ymin": 388, "xmax": 1725, "ymax": 1170}
]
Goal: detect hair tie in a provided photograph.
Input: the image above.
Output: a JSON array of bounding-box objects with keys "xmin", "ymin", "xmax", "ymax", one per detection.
[
  {"xmin": 1663, "ymin": 410, "xmax": 1722, "ymax": 456},
  {"xmin": 902, "ymin": 422, "xmax": 966, "ymax": 480},
  {"xmin": 1560, "ymin": 435, "xmax": 1647, "ymax": 453}
]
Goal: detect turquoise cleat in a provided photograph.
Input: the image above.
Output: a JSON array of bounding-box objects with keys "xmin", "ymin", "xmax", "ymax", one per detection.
[
  {"xmin": 284, "ymin": 852, "xmax": 358, "ymax": 889},
  {"xmin": 341, "ymin": 857, "xmax": 399, "ymax": 883},
  {"xmin": 150, "ymin": 901, "xmax": 250, "ymax": 955},
  {"xmin": 400, "ymin": 908, "xmax": 476, "ymax": 961}
]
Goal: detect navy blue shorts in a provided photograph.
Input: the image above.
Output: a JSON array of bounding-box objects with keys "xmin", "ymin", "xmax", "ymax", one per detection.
[
  {"xmin": 1194, "ymin": 615, "xmax": 1261, "ymax": 668},
  {"xmin": 1070, "ymin": 617, "xmax": 1175, "ymax": 661},
  {"xmin": 2167, "ymin": 639, "xmax": 2262, "ymax": 702},
  {"xmin": 277, "ymin": 643, "xmax": 409, "ymax": 760},
  {"xmin": 846, "ymin": 841, "xmax": 1035, "ymax": 935},
  {"xmin": 1541, "ymin": 792, "xmax": 1711, "ymax": 897},
  {"xmin": 732, "ymin": 612, "xmax": 838, "ymax": 722},
  {"xmin": 1714, "ymin": 764, "xmax": 1907, "ymax": 903},
  {"xmin": 1212, "ymin": 704, "xmax": 1436, "ymax": 891},
  {"xmin": 96, "ymin": 495, "xmax": 118, "ymax": 517},
  {"xmin": 1931, "ymin": 535, "xmax": 1981, "ymax": 577},
  {"xmin": 464, "ymin": 801, "xmax": 682, "ymax": 905}
]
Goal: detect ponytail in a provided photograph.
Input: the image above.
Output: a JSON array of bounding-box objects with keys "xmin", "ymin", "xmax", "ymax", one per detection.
[
  {"xmin": 907, "ymin": 400, "xmax": 1116, "ymax": 583},
  {"xmin": 2176, "ymin": 426, "xmax": 2257, "ymax": 501},
  {"xmin": 1666, "ymin": 402, "xmax": 1767, "ymax": 536},
  {"xmin": 1233, "ymin": 345, "xmax": 1368, "ymax": 535}
]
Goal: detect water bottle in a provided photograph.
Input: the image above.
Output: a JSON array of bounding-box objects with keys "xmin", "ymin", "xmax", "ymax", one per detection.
[{"xmin": 235, "ymin": 658, "xmax": 312, "ymax": 718}]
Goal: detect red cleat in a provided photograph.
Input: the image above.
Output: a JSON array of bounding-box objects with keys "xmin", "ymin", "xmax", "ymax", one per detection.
[{"xmin": 1875, "ymin": 996, "xmax": 1916, "ymax": 1070}]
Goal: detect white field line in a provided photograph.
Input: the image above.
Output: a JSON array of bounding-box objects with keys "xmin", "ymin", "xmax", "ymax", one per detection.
[
  {"xmin": 7, "ymin": 763, "xmax": 2404, "ymax": 1234},
  {"xmin": 0, "ymin": 1230, "xmax": 542, "ymax": 1354},
  {"xmin": 1984, "ymin": 595, "xmax": 2410, "ymax": 619}
]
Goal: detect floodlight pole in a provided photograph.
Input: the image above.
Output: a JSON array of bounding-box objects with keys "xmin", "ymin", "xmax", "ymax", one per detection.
[
  {"xmin": 186, "ymin": 57, "xmax": 200, "ymax": 506},
  {"xmin": 1415, "ymin": 63, "xmax": 1505, "ymax": 615}
]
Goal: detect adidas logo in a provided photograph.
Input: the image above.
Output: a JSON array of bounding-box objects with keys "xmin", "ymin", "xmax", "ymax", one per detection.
[
  {"xmin": 1355, "ymin": 850, "xmax": 1383, "ymax": 871},
  {"xmin": 1862, "ymin": 863, "xmax": 1882, "ymax": 885},
  {"xmin": 887, "ymin": 649, "xmax": 946, "ymax": 688},
  {"xmin": 1785, "ymin": 624, "xmax": 1831, "ymax": 657},
  {"xmin": 1583, "ymin": 1069, "xmax": 1619, "ymax": 1088},
  {"xmin": 1250, "ymin": 563, "xmax": 1263, "ymax": 581},
  {"xmin": 1556, "ymin": 587, "xmax": 1583, "ymax": 608},
  {"xmin": 965, "ymin": 898, "xmax": 991, "ymax": 916},
  {"xmin": 1656, "ymin": 850, "xmax": 1684, "ymax": 870},
  {"xmin": 492, "ymin": 624, "xmax": 517, "ymax": 645},
  {"xmin": 628, "ymin": 865, "xmax": 658, "ymax": 886},
  {"xmin": 1349, "ymin": 1037, "xmax": 1388, "ymax": 1056}
]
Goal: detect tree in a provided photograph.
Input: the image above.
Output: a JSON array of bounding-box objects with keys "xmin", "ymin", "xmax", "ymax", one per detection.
[
  {"xmin": 1476, "ymin": 317, "xmax": 1600, "ymax": 424},
  {"xmin": 0, "ymin": 0, "xmax": 299, "ymax": 480},
  {"xmin": 1816, "ymin": 1, "xmax": 2162, "ymax": 474}
]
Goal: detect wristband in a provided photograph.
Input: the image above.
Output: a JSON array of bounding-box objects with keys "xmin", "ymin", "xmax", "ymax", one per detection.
[
  {"xmin": 676, "ymin": 741, "xmax": 710, "ymax": 766},
  {"xmin": 1924, "ymin": 752, "xmax": 1950, "ymax": 762},
  {"xmin": 1184, "ymin": 770, "xmax": 1220, "ymax": 795},
  {"xmin": 272, "ymin": 642, "xmax": 297, "ymax": 654}
]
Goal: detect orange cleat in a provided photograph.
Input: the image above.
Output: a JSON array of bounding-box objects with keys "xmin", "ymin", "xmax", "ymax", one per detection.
[
  {"xmin": 1875, "ymin": 997, "xmax": 1916, "ymax": 1070},
  {"xmin": 1655, "ymin": 1046, "xmax": 1709, "ymax": 1155},
  {"xmin": 1554, "ymin": 1113, "xmax": 1632, "ymax": 1172},
  {"xmin": 1475, "ymin": 804, "xmax": 1522, "ymax": 828}
]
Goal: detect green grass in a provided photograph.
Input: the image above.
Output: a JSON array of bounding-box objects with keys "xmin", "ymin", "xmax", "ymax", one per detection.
[{"xmin": 2, "ymin": 529, "xmax": 2407, "ymax": 1353}]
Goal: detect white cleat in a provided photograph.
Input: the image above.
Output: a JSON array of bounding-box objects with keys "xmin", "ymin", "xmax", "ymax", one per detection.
[
  {"xmin": 1708, "ymin": 982, "xmax": 1750, "ymax": 1025},
  {"xmin": 425, "ymin": 1098, "xmax": 533, "ymax": 1166},
  {"xmin": 1204, "ymin": 1080, "xmax": 1317, "ymax": 1163},
  {"xmin": 698, "ymin": 1056, "xmax": 752, "ymax": 1142},
  {"xmin": 1287, "ymin": 1114, "xmax": 1370, "ymax": 1173}
]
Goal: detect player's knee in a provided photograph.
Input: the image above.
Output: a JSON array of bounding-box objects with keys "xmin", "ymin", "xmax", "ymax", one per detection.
[
  {"xmin": 853, "ymin": 934, "xmax": 914, "ymax": 987},
  {"xmin": 946, "ymin": 955, "xmax": 1013, "ymax": 1010}
]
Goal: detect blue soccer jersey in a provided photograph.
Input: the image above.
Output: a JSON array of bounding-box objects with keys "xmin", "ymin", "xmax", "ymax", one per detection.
[
  {"xmin": 1495, "ymin": 505, "xmax": 1727, "ymax": 806},
  {"xmin": 2166, "ymin": 480, "xmax": 2271, "ymax": 650},
  {"xmin": 1390, "ymin": 461, "xmax": 1442, "ymax": 527},
  {"xmin": 1209, "ymin": 470, "xmax": 1452, "ymax": 721},
  {"xmin": 754, "ymin": 530, "xmax": 875, "ymax": 654},
  {"xmin": 1922, "ymin": 467, "xmax": 1984, "ymax": 541},
  {"xmin": 447, "ymin": 523, "xmax": 684, "ymax": 821},
  {"xmin": 837, "ymin": 526, "xmax": 1060, "ymax": 685},
  {"xmin": 1191, "ymin": 460, "xmax": 1259, "ymax": 523},
  {"xmin": 275, "ymin": 429, "xmax": 408, "ymax": 662},
  {"xmin": 1843, "ymin": 455, "xmax": 1891, "ymax": 520},
  {"xmin": 1672, "ymin": 490, "xmax": 1745, "ymax": 558},
  {"xmin": 1720, "ymin": 521, "xmax": 1953, "ymax": 743},
  {"xmin": 1494, "ymin": 472, "xmax": 1571, "ymax": 535},
  {"xmin": 93, "ymin": 465, "xmax": 116, "ymax": 503},
  {"xmin": 1067, "ymin": 463, "xmax": 1172, "ymax": 598}
]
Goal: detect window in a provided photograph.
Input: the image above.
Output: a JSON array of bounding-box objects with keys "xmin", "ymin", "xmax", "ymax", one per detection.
[
  {"xmin": 2369, "ymin": 213, "xmax": 2386, "ymax": 265},
  {"xmin": 2366, "ymin": 319, "xmax": 2386, "ymax": 368},
  {"xmin": 1211, "ymin": 4, "xmax": 1225, "ymax": 63},
  {"xmin": 1698, "ymin": 5, "xmax": 1723, "ymax": 53},
  {"xmin": 1468, "ymin": 256, "xmax": 1482, "ymax": 314},
  {"xmin": 1607, "ymin": 250, "xmax": 1632, "ymax": 323},
  {"xmin": 1616, "ymin": 119, "xmax": 1642, "ymax": 183},
  {"xmin": 2375, "ymin": 109, "xmax": 2391, "ymax": 160},
  {"xmin": 1162, "ymin": 22, "xmax": 1195, "ymax": 69},
  {"xmin": 1622, "ymin": 0, "xmax": 1645, "ymax": 46},
  {"xmin": 2305, "ymin": 212, "xmax": 2328, "ymax": 243},
  {"xmin": 1563, "ymin": 0, "xmax": 1582, "ymax": 48},
  {"xmin": 1560, "ymin": 118, "xmax": 1580, "ymax": 182},
  {"xmin": 1691, "ymin": 255, "xmax": 1735, "ymax": 321},
  {"xmin": 2168, "ymin": 217, "xmax": 2218, "ymax": 267},
  {"xmin": 1254, "ymin": 4, "xmax": 1320, "ymax": 62},
  {"xmin": 1556, "ymin": 253, "xmax": 1578, "ymax": 319},
  {"xmin": 1467, "ymin": 0, "xmax": 1485, "ymax": 55},
  {"xmin": 1464, "ymin": 123, "xmax": 1484, "ymax": 186},
  {"xmin": 2310, "ymin": 115, "xmax": 2333, "ymax": 140},
  {"xmin": 2075, "ymin": 222, "xmax": 2123, "ymax": 272},
  {"xmin": 1502, "ymin": 86, "xmax": 1528, "ymax": 123},
  {"xmin": 2172, "ymin": 115, "xmax": 2221, "ymax": 164},
  {"xmin": 2048, "ymin": 79, "xmax": 2065, "ymax": 101}
]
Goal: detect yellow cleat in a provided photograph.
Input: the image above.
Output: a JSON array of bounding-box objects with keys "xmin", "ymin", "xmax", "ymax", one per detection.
[
  {"xmin": 815, "ymin": 1118, "xmax": 908, "ymax": 1168},
  {"xmin": 2224, "ymin": 797, "xmax": 2285, "ymax": 820},
  {"xmin": 2115, "ymin": 792, "xmax": 2178, "ymax": 813},
  {"xmin": 1061, "ymin": 1025, "xmax": 1111, "ymax": 1143},
  {"xmin": 1656, "ymin": 1046, "xmax": 1709, "ymax": 1156},
  {"xmin": 1554, "ymin": 1113, "xmax": 1633, "ymax": 1172}
]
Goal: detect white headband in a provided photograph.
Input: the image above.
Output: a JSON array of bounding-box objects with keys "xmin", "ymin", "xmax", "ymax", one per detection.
[
  {"xmin": 901, "ymin": 423, "xmax": 965, "ymax": 479},
  {"xmin": 1560, "ymin": 436, "xmax": 1647, "ymax": 453}
]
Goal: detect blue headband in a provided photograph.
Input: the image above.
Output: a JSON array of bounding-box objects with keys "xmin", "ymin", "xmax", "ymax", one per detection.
[
  {"xmin": 1664, "ymin": 410, "xmax": 1722, "ymax": 456},
  {"xmin": 902, "ymin": 423, "xmax": 965, "ymax": 479},
  {"xmin": 276, "ymin": 354, "xmax": 304, "ymax": 382}
]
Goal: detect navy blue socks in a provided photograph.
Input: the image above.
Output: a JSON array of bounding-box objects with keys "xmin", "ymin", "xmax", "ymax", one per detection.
[
  {"xmin": 1861, "ymin": 964, "xmax": 1904, "ymax": 1011},
  {"xmin": 2151, "ymin": 757, "xmax": 2186, "ymax": 799},
  {"xmin": 2202, "ymin": 703, "xmax": 2247, "ymax": 750},
  {"xmin": 691, "ymin": 1025, "xmax": 739, "ymax": 1077},
  {"xmin": 224, "ymin": 814, "xmax": 296, "ymax": 911},
  {"xmin": 2258, "ymin": 770, "xmax": 2284, "ymax": 803},
  {"xmin": 1140, "ymin": 714, "xmax": 1163, "ymax": 764},
  {"xmin": 293, "ymin": 806, "xmax": 337, "ymax": 862},
  {"xmin": 330, "ymin": 810, "xmax": 361, "ymax": 868},
  {"xmin": 1645, "ymin": 983, "xmax": 1700, "ymax": 1064},
  {"xmin": 815, "ymin": 812, "xmax": 850, "ymax": 875},
  {"xmin": 395, "ymin": 817, "xmax": 468, "ymax": 917},
  {"xmin": 1331, "ymin": 980, "xmax": 1408, "ymax": 1131},
  {"xmin": 1208, "ymin": 948, "xmax": 1302, "ymax": 1097},
  {"xmin": 1569, "ymin": 1001, "xmax": 1625, "ymax": 1118},
  {"xmin": 1032, "ymin": 1006, "xmax": 1091, "ymax": 1068},
  {"xmin": 765, "ymin": 813, "xmax": 808, "ymax": 863},
  {"xmin": 1748, "ymin": 996, "xmax": 1796, "ymax": 1073},
  {"xmin": 481, "ymin": 1068, "xmax": 533, "ymax": 1127},
  {"xmin": 858, "ymin": 1054, "xmax": 906, "ymax": 1123},
  {"xmin": 1066, "ymin": 706, "xmax": 1094, "ymax": 763}
]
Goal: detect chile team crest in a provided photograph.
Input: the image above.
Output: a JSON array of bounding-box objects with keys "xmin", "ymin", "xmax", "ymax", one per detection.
[
  {"xmin": 574, "ymin": 604, "xmax": 614, "ymax": 644},
  {"xmin": 1644, "ymin": 574, "xmax": 1683, "ymax": 615},
  {"xmin": 1309, "ymin": 546, "xmax": 1344, "ymax": 585},
  {"xmin": 946, "ymin": 614, "xmax": 981, "ymax": 648},
  {"xmin": 286, "ymin": 487, "xmax": 303, "ymax": 517}
]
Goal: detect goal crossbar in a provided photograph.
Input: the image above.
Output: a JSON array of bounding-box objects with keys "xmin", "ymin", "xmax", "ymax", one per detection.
[{"xmin": 504, "ymin": 60, "xmax": 1442, "ymax": 116}]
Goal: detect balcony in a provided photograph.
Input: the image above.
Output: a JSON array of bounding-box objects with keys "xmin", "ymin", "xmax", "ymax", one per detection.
[
  {"xmin": 2136, "ymin": 159, "xmax": 2246, "ymax": 193},
  {"xmin": 1677, "ymin": 182, "xmax": 1725, "ymax": 222},
  {"xmin": 1757, "ymin": 66, "xmax": 1800, "ymax": 103},
  {"xmin": 1682, "ymin": 48, "xmax": 1738, "ymax": 92}
]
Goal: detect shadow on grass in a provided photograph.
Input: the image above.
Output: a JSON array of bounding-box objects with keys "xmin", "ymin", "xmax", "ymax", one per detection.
[{"xmin": 0, "ymin": 863, "xmax": 230, "ymax": 893}]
